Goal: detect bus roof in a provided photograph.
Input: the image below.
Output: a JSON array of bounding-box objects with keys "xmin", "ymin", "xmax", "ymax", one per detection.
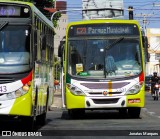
[
  {"xmin": 0, "ymin": 0, "xmax": 53, "ymax": 29},
  {"xmin": 67, "ymin": 19, "xmax": 141, "ymax": 28}
]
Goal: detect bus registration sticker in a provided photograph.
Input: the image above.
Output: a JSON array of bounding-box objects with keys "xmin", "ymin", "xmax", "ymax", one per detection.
[
  {"xmin": 76, "ymin": 64, "xmax": 83, "ymax": 73},
  {"xmin": 0, "ymin": 85, "xmax": 7, "ymax": 93}
]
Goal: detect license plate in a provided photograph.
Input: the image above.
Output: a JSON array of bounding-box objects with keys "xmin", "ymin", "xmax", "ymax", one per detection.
[{"xmin": 0, "ymin": 85, "xmax": 7, "ymax": 93}]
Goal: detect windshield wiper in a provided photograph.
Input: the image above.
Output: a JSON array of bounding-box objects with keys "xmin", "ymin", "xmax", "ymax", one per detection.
[
  {"xmin": 104, "ymin": 37, "xmax": 124, "ymax": 78},
  {"xmin": 105, "ymin": 37, "xmax": 124, "ymax": 50},
  {"xmin": 0, "ymin": 21, "xmax": 9, "ymax": 30}
]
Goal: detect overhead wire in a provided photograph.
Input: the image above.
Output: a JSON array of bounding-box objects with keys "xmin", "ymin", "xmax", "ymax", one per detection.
[{"xmin": 67, "ymin": 0, "xmax": 160, "ymax": 28}]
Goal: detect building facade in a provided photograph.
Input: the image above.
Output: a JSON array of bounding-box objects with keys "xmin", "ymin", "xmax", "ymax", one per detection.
[
  {"xmin": 54, "ymin": 1, "xmax": 68, "ymax": 57},
  {"xmin": 54, "ymin": 13, "xmax": 68, "ymax": 56},
  {"xmin": 44, "ymin": 1, "xmax": 68, "ymax": 57},
  {"xmin": 146, "ymin": 28, "xmax": 160, "ymax": 75}
]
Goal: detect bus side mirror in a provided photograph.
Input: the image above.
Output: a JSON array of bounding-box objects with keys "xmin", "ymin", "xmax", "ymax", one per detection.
[
  {"xmin": 142, "ymin": 36, "xmax": 150, "ymax": 62},
  {"xmin": 58, "ymin": 40, "xmax": 65, "ymax": 67},
  {"xmin": 58, "ymin": 40, "xmax": 64, "ymax": 57}
]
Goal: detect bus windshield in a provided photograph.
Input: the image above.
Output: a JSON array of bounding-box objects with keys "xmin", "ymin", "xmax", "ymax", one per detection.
[
  {"xmin": 0, "ymin": 25, "xmax": 30, "ymax": 74},
  {"xmin": 68, "ymin": 37, "xmax": 142, "ymax": 79}
]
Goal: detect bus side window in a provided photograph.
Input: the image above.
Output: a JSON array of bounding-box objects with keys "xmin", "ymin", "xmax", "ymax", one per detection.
[
  {"xmin": 37, "ymin": 30, "xmax": 41, "ymax": 61},
  {"xmin": 41, "ymin": 35, "xmax": 46, "ymax": 61},
  {"xmin": 142, "ymin": 36, "xmax": 149, "ymax": 62},
  {"xmin": 34, "ymin": 29, "xmax": 37, "ymax": 61},
  {"xmin": 0, "ymin": 34, "xmax": 2, "ymax": 52}
]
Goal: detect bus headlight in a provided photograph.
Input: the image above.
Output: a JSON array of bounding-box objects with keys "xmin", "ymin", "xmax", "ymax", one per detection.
[
  {"xmin": 0, "ymin": 84, "xmax": 30, "ymax": 101},
  {"xmin": 126, "ymin": 82, "xmax": 143, "ymax": 95},
  {"xmin": 67, "ymin": 84, "xmax": 85, "ymax": 96}
]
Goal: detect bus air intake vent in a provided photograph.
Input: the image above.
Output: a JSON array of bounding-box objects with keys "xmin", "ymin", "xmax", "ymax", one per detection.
[
  {"xmin": 92, "ymin": 98, "xmax": 119, "ymax": 104},
  {"xmin": 88, "ymin": 92, "xmax": 122, "ymax": 95}
]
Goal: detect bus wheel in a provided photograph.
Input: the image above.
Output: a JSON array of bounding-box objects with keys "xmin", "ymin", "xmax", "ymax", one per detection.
[
  {"xmin": 128, "ymin": 108, "xmax": 141, "ymax": 118},
  {"xmin": 119, "ymin": 108, "xmax": 127, "ymax": 117},
  {"xmin": 68, "ymin": 109, "xmax": 85, "ymax": 119},
  {"xmin": 36, "ymin": 112, "xmax": 46, "ymax": 126},
  {"xmin": 21, "ymin": 116, "xmax": 35, "ymax": 131}
]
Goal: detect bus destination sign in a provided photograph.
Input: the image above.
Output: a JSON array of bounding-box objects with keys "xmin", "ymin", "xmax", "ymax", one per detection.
[
  {"xmin": 69, "ymin": 24, "xmax": 139, "ymax": 37},
  {"xmin": 0, "ymin": 5, "xmax": 30, "ymax": 17},
  {"xmin": 0, "ymin": 6, "xmax": 20, "ymax": 16}
]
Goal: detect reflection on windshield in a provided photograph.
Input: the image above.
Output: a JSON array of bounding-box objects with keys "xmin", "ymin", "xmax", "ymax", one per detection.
[
  {"xmin": 68, "ymin": 38, "xmax": 142, "ymax": 79},
  {"xmin": 0, "ymin": 25, "xmax": 30, "ymax": 74}
]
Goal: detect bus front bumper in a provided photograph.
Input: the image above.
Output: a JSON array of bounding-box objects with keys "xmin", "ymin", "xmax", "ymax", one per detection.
[
  {"xmin": 0, "ymin": 92, "xmax": 32, "ymax": 116},
  {"xmin": 66, "ymin": 90, "xmax": 145, "ymax": 109}
]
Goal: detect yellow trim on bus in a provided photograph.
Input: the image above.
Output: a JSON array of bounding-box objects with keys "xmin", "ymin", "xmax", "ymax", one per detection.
[
  {"xmin": 66, "ymin": 88, "xmax": 85, "ymax": 109},
  {"xmin": 126, "ymin": 85, "xmax": 145, "ymax": 107},
  {"xmin": 9, "ymin": 89, "xmax": 32, "ymax": 116}
]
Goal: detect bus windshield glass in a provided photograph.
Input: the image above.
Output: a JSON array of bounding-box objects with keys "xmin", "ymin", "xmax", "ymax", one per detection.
[
  {"xmin": 68, "ymin": 24, "xmax": 142, "ymax": 79},
  {"xmin": 0, "ymin": 25, "xmax": 30, "ymax": 74}
]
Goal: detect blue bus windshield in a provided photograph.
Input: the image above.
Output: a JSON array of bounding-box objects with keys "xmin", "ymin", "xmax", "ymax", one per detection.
[{"xmin": 0, "ymin": 25, "xmax": 31, "ymax": 74}]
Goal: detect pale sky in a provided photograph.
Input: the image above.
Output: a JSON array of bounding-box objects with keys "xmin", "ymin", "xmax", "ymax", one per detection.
[{"xmin": 64, "ymin": 0, "xmax": 160, "ymax": 28}]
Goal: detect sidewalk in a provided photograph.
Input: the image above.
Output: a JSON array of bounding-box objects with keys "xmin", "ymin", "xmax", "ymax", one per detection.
[{"xmin": 50, "ymin": 89, "xmax": 62, "ymax": 110}]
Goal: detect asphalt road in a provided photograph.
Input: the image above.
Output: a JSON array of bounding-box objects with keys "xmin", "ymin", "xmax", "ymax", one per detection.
[
  {"xmin": 38, "ymin": 91, "xmax": 160, "ymax": 138},
  {"xmin": 1, "ymin": 91, "xmax": 160, "ymax": 139}
]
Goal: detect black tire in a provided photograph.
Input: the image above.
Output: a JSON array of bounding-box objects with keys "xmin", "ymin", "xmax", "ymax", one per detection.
[
  {"xmin": 156, "ymin": 91, "xmax": 159, "ymax": 100},
  {"xmin": 119, "ymin": 108, "xmax": 127, "ymax": 117},
  {"xmin": 68, "ymin": 109, "xmax": 85, "ymax": 119},
  {"xmin": 21, "ymin": 116, "xmax": 35, "ymax": 131},
  {"xmin": 153, "ymin": 91, "xmax": 156, "ymax": 100},
  {"xmin": 128, "ymin": 108, "xmax": 141, "ymax": 118},
  {"xmin": 36, "ymin": 113, "xmax": 46, "ymax": 126}
]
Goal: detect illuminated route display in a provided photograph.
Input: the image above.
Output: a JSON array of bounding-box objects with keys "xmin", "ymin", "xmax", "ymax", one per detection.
[
  {"xmin": 0, "ymin": 5, "xmax": 30, "ymax": 17},
  {"xmin": 69, "ymin": 24, "xmax": 140, "ymax": 37},
  {"xmin": 0, "ymin": 6, "xmax": 20, "ymax": 16}
]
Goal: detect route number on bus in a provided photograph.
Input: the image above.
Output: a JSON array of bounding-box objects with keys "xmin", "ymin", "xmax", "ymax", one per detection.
[{"xmin": 0, "ymin": 85, "xmax": 7, "ymax": 93}]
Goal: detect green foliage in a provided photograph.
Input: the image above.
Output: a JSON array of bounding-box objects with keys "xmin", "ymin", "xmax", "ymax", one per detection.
[
  {"xmin": 13, "ymin": 0, "xmax": 61, "ymax": 26},
  {"xmin": 53, "ymin": 12, "xmax": 62, "ymax": 28},
  {"xmin": 16, "ymin": 0, "xmax": 61, "ymax": 29}
]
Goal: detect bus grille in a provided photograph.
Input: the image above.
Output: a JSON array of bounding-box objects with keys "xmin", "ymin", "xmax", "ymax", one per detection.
[
  {"xmin": 0, "ymin": 78, "xmax": 14, "ymax": 84},
  {"xmin": 81, "ymin": 82, "xmax": 129, "ymax": 89},
  {"xmin": 92, "ymin": 98, "xmax": 119, "ymax": 104},
  {"xmin": 88, "ymin": 92, "xmax": 122, "ymax": 95}
]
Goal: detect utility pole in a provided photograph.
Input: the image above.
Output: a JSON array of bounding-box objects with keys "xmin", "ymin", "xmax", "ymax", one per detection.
[
  {"xmin": 153, "ymin": 3, "xmax": 160, "ymax": 73},
  {"xmin": 135, "ymin": 13, "xmax": 153, "ymax": 36}
]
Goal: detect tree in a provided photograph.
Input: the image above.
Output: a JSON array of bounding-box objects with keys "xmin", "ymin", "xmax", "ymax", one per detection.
[
  {"xmin": 19, "ymin": 0, "xmax": 61, "ymax": 27},
  {"xmin": 15, "ymin": 0, "xmax": 55, "ymax": 18}
]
